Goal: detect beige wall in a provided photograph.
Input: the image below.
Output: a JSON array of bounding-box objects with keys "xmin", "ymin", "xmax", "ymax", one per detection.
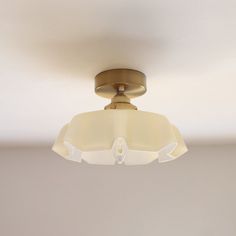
[{"xmin": 0, "ymin": 145, "xmax": 236, "ymax": 236}]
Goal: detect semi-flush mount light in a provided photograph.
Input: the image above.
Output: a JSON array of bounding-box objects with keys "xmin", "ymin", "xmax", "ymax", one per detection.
[{"xmin": 52, "ymin": 69, "xmax": 188, "ymax": 165}]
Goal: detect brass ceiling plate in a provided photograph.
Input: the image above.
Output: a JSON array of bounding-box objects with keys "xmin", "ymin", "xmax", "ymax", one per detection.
[{"xmin": 95, "ymin": 69, "xmax": 146, "ymax": 99}]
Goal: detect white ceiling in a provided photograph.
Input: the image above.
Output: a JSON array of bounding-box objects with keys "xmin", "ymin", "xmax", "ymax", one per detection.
[{"xmin": 0, "ymin": 0, "xmax": 236, "ymax": 146}]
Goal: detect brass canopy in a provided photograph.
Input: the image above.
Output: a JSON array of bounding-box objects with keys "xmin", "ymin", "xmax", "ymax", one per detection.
[{"xmin": 95, "ymin": 69, "xmax": 146, "ymax": 110}]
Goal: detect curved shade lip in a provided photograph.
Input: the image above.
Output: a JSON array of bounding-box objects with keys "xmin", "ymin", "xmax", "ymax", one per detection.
[
  {"xmin": 70, "ymin": 109, "xmax": 169, "ymax": 125},
  {"xmin": 52, "ymin": 110, "xmax": 188, "ymax": 165}
]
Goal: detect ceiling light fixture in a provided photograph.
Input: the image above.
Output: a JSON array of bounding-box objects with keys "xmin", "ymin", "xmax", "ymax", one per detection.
[{"xmin": 52, "ymin": 69, "xmax": 188, "ymax": 165}]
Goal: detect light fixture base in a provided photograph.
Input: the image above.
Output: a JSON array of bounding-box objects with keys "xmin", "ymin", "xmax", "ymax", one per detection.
[{"xmin": 95, "ymin": 69, "xmax": 146, "ymax": 99}]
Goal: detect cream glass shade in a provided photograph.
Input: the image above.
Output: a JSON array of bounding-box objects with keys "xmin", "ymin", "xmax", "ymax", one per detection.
[{"xmin": 52, "ymin": 110, "xmax": 188, "ymax": 165}]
